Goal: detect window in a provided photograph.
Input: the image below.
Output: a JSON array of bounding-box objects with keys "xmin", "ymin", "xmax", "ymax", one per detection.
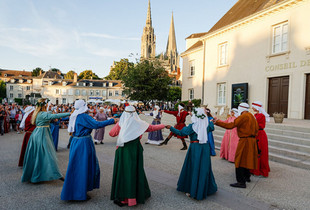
[
  {"xmin": 189, "ymin": 89, "xmax": 194, "ymax": 100},
  {"xmin": 272, "ymin": 22, "xmax": 288, "ymax": 54},
  {"xmin": 76, "ymin": 83, "xmax": 79, "ymax": 86},
  {"xmin": 89, "ymin": 90, "xmax": 94, "ymax": 96},
  {"xmin": 109, "ymin": 83, "xmax": 113, "ymax": 87},
  {"xmin": 10, "ymin": 86, "xmax": 13, "ymax": 91},
  {"xmin": 62, "ymin": 82, "xmax": 67, "ymax": 86},
  {"xmin": 217, "ymin": 83, "xmax": 226, "ymax": 105},
  {"xmin": 109, "ymin": 90, "xmax": 113, "ymax": 96},
  {"xmin": 83, "ymin": 83, "xmax": 86, "ymax": 86},
  {"xmin": 19, "ymin": 79, "xmax": 23, "ymax": 83},
  {"xmin": 62, "ymin": 89, "xmax": 67, "ymax": 95},
  {"xmin": 62, "ymin": 98, "xmax": 66, "ymax": 104},
  {"xmin": 75, "ymin": 89, "xmax": 80, "ymax": 96},
  {"xmin": 115, "ymin": 91, "xmax": 119, "ymax": 97},
  {"xmin": 103, "ymin": 83, "xmax": 106, "ymax": 87},
  {"xmin": 68, "ymin": 89, "xmax": 73, "ymax": 96},
  {"xmin": 190, "ymin": 60, "xmax": 195, "ymax": 76},
  {"xmin": 90, "ymin": 83, "xmax": 93, "ymax": 87},
  {"xmin": 55, "ymin": 89, "xmax": 60, "ymax": 95},
  {"xmin": 10, "ymin": 93, "xmax": 13, "ymax": 98},
  {"xmin": 26, "ymin": 86, "xmax": 30, "ymax": 90},
  {"xmin": 219, "ymin": 42, "xmax": 228, "ymax": 66},
  {"xmin": 102, "ymin": 90, "xmax": 107, "ymax": 97},
  {"xmin": 95, "ymin": 90, "xmax": 100, "ymax": 96},
  {"xmin": 82, "ymin": 90, "xmax": 87, "ymax": 96},
  {"xmin": 18, "ymin": 93, "xmax": 22, "ymax": 98}
]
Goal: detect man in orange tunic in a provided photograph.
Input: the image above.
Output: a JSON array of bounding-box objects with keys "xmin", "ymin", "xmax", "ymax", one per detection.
[{"xmin": 214, "ymin": 103, "xmax": 258, "ymax": 188}]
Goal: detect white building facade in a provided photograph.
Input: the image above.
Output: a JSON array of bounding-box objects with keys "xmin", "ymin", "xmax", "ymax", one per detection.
[{"xmin": 181, "ymin": 0, "xmax": 310, "ymax": 119}]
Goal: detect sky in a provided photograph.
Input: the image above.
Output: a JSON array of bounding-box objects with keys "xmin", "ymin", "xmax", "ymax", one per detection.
[{"xmin": 0, "ymin": 0, "xmax": 237, "ymax": 78}]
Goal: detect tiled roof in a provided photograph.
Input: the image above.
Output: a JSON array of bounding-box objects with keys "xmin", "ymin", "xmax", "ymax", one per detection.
[
  {"xmin": 35, "ymin": 70, "xmax": 62, "ymax": 79},
  {"xmin": 186, "ymin": 0, "xmax": 286, "ymax": 39},
  {"xmin": 0, "ymin": 69, "xmax": 32, "ymax": 78}
]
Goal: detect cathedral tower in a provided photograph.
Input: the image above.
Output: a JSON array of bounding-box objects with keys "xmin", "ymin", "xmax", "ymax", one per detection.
[
  {"xmin": 165, "ymin": 12, "xmax": 179, "ymax": 73},
  {"xmin": 141, "ymin": 0, "xmax": 156, "ymax": 59}
]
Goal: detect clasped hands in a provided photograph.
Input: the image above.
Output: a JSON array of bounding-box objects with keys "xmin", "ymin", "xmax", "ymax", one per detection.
[{"xmin": 165, "ymin": 125, "xmax": 171, "ymax": 129}]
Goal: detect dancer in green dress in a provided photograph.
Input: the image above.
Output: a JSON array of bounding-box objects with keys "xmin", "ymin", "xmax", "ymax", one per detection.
[{"xmin": 22, "ymin": 98, "xmax": 70, "ymax": 183}]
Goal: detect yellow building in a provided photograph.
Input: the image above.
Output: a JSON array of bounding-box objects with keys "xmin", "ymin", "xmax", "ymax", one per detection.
[{"xmin": 181, "ymin": 0, "xmax": 310, "ymax": 119}]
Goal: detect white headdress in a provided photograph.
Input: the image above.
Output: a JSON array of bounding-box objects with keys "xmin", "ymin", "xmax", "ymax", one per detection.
[
  {"xmin": 19, "ymin": 106, "xmax": 35, "ymax": 129},
  {"xmin": 152, "ymin": 105, "xmax": 160, "ymax": 119},
  {"xmin": 67, "ymin": 100, "xmax": 88, "ymax": 133},
  {"xmin": 238, "ymin": 103, "xmax": 249, "ymax": 115},
  {"xmin": 178, "ymin": 104, "xmax": 184, "ymax": 116},
  {"xmin": 117, "ymin": 106, "xmax": 149, "ymax": 147},
  {"xmin": 191, "ymin": 108, "xmax": 209, "ymax": 144},
  {"xmin": 231, "ymin": 108, "xmax": 239, "ymax": 117},
  {"xmin": 252, "ymin": 101, "xmax": 270, "ymax": 122}
]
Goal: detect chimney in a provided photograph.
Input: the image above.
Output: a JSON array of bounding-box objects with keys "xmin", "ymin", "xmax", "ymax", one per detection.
[
  {"xmin": 73, "ymin": 73, "xmax": 78, "ymax": 83},
  {"xmin": 39, "ymin": 70, "xmax": 42, "ymax": 75}
]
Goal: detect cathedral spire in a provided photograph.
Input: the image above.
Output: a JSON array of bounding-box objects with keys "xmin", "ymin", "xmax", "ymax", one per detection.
[
  {"xmin": 146, "ymin": 0, "xmax": 152, "ymax": 27},
  {"xmin": 166, "ymin": 12, "xmax": 177, "ymax": 55}
]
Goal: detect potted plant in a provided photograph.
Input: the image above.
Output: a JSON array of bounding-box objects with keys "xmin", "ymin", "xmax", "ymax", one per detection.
[{"xmin": 273, "ymin": 112, "xmax": 285, "ymax": 123}]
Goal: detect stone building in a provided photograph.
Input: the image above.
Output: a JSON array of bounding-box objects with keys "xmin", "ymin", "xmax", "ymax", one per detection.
[{"xmin": 181, "ymin": 0, "xmax": 310, "ymax": 120}]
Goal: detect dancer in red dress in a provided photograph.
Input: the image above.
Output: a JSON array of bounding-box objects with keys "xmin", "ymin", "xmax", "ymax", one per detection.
[
  {"xmin": 250, "ymin": 101, "xmax": 270, "ymax": 177},
  {"xmin": 18, "ymin": 106, "xmax": 36, "ymax": 167},
  {"xmin": 159, "ymin": 103, "xmax": 188, "ymax": 150}
]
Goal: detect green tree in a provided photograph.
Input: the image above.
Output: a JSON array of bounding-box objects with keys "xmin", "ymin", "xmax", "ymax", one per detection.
[
  {"xmin": 64, "ymin": 70, "xmax": 76, "ymax": 80},
  {"xmin": 78, "ymin": 70, "xmax": 101, "ymax": 80},
  {"xmin": 122, "ymin": 60, "xmax": 172, "ymax": 103},
  {"xmin": 105, "ymin": 58, "xmax": 134, "ymax": 80},
  {"xmin": 0, "ymin": 80, "xmax": 6, "ymax": 100},
  {"xmin": 51, "ymin": 68, "xmax": 60, "ymax": 73},
  {"xmin": 167, "ymin": 86, "xmax": 181, "ymax": 102},
  {"xmin": 32, "ymin": 67, "xmax": 44, "ymax": 76}
]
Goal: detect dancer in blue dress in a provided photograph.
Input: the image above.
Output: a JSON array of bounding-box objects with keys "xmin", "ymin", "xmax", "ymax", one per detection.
[
  {"xmin": 166, "ymin": 107, "xmax": 217, "ymax": 200},
  {"xmin": 143, "ymin": 105, "xmax": 164, "ymax": 145},
  {"xmin": 61, "ymin": 100, "xmax": 117, "ymax": 201},
  {"xmin": 22, "ymin": 98, "xmax": 70, "ymax": 183}
]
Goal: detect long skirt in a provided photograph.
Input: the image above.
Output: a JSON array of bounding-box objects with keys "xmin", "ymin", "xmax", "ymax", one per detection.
[
  {"xmin": 147, "ymin": 120, "xmax": 163, "ymax": 145},
  {"xmin": 61, "ymin": 135, "xmax": 100, "ymax": 200},
  {"xmin": 18, "ymin": 131, "xmax": 32, "ymax": 167},
  {"xmin": 50, "ymin": 123, "xmax": 60, "ymax": 151},
  {"xmin": 94, "ymin": 127, "xmax": 105, "ymax": 142},
  {"xmin": 22, "ymin": 127, "xmax": 62, "ymax": 183},
  {"xmin": 220, "ymin": 129, "xmax": 239, "ymax": 162},
  {"xmin": 4, "ymin": 120, "xmax": 10, "ymax": 133},
  {"xmin": 111, "ymin": 138, "xmax": 150, "ymax": 205},
  {"xmin": 250, "ymin": 130, "xmax": 270, "ymax": 177},
  {"xmin": 177, "ymin": 142, "xmax": 217, "ymax": 200}
]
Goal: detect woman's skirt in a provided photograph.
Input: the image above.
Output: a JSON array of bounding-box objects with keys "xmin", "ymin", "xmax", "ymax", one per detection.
[
  {"xmin": 177, "ymin": 142, "xmax": 217, "ymax": 200},
  {"xmin": 18, "ymin": 131, "xmax": 32, "ymax": 167},
  {"xmin": 147, "ymin": 120, "xmax": 163, "ymax": 145},
  {"xmin": 61, "ymin": 135, "xmax": 100, "ymax": 200}
]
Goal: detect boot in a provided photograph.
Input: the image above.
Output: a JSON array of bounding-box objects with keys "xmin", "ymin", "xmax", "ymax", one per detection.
[
  {"xmin": 180, "ymin": 141, "xmax": 187, "ymax": 150},
  {"xmin": 159, "ymin": 138, "xmax": 170, "ymax": 146}
]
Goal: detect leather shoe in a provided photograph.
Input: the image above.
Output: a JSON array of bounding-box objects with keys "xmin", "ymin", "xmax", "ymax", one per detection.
[{"xmin": 230, "ymin": 182, "xmax": 246, "ymax": 188}]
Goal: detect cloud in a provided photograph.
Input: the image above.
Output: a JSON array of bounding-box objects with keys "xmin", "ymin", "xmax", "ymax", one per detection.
[{"xmin": 81, "ymin": 32, "xmax": 139, "ymax": 41}]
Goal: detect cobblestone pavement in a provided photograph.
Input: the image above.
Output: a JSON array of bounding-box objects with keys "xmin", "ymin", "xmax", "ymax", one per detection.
[{"xmin": 0, "ymin": 113, "xmax": 309, "ymax": 210}]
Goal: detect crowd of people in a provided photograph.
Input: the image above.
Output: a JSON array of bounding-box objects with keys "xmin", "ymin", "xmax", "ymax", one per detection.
[{"xmin": 3, "ymin": 97, "xmax": 271, "ymax": 207}]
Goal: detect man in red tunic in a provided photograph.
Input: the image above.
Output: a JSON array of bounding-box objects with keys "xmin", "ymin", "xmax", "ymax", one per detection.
[
  {"xmin": 159, "ymin": 103, "xmax": 188, "ymax": 150},
  {"xmin": 250, "ymin": 101, "xmax": 270, "ymax": 177},
  {"xmin": 18, "ymin": 106, "xmax": 36, "ymax": 167}
]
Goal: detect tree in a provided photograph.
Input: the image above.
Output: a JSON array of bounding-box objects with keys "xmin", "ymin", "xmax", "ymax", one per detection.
[
  {"xmin": 32, "ymin": 67, "xmax": 44, "ymax": 76},
  {"xmin": 51, "ymin": 68, "xmax": 60, "ymax": 73},
  {"xmin": 64, "ymin": 70, "xmax": 76, "ymax": 80},
  {"xmin": 105, "ymin": 58, "xmax": 134, "ymax": 80},
  {"xmin": 78, "ymin": 70, "xmax": 101, "ymax": 80},
  {"xmin": 0, "ymin": 80, "xmax": 6, "ymax": 100},
  {"xmin": 167, "ymin": 86, "xmax": 181, "ymax": 102},
  {"xmin": 122, "ymin": 60, "xmax": 172, "ymax": 103}
]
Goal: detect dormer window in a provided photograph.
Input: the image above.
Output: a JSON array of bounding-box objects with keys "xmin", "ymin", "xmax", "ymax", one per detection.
[
  {"xmin": 4, "ymin": 74, "xmax": 7, "ymax": 77},
  {"xmin": 10, "ymin": 79, "xmax": 15, "ymax": 83},
  {"xmin": 90, "ymin": 83, "xmax": 93, "ymax": 87},
  {"xmin": 27, "ymin": 80, "xmax": 31, "ymax": 83},
  {"xmin": 19, "ymin": 75, "xmax": 23, "ymax": 77},
  {"xmin": 103, "ymin": 83, "xmax": 106, "ymax": 87},
  {"xmin": 62, "ymin": 81, "xmax": 67, "ymax": 86},
  {"xmin": 76, "ymin": 82, "xmax": 79, "ymax": 86},
  {"xmin": 109, "ymin": 83, "xmax": 113, "ymax": 87},
  {"xmin": 83, "ymin": 83, "xmax": 86, "ymax": 86},
  {"xmin": 48, "ymin": 81, "xmax": 52, "ymax": 86},
  {"xmin": 19, "ymin": 79, "xmax": 23, "ymax": 83}
]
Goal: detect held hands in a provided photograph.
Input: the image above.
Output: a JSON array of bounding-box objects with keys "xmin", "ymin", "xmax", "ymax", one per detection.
[
  {"xmin": 113, "ymin": 118, "xmax": 119, "ymax": 123},
  {"xmin": 211, "ymin": 117, "xmax": 218, "ymax": 123},
  {"xmin": 165, "ymin": 125, "xmax": 171, "ymax": 129}
]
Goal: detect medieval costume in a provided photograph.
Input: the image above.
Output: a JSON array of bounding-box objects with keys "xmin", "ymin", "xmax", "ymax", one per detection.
[
  {"xmin": 250, "ymin": 101, "xmax": 270, "ymax": 177},
  {"xmin": 61, "ymin": 100, "xmax": 115, "ymax": 201},
  {"xmin": 22, "ymin": 99, "xmax": 70, "ymax": 183},
  {"xmin": 219, "ymin": 108, "xmax": 239, "ymax": 162},
  {"xmin": 50, "ymin": 118, "xmax": 60, "ymax": 151},
  {"xmin": 4, "ymin": 109, "xmax": 10, "ymax": 133},
  {"xmin": 18, "ymin": 106, "xmax": 35, "ymax": 167},
  {"xmin": 169, "ymin": 108, "xmax": 217, "ymax": 200},
  {"xmin": 160, "ymin": 104, "xmax": 189, "ymax": 150},
  {"xmin": 109, "ymin": 106, "xmax": 165, "ymax": 207},
  {"xmin": 215, "ymin": 103, "xmax": 258, "ymax": 188},
  {"xmin": 93, "ymin": 107, "xmax": 108, "ymax": 144},
  {"xmin": 145, "ymin": 105, "xmax": 164, "ymax": 145}
]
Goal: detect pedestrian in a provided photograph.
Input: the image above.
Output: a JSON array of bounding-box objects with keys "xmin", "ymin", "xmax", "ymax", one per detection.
[
  {"xmin": 61, "ymin": 100, "xmax": 116, "ymax": 201},
  {"xmin": 50, "ymin": 110, "xmax": 60, "ymax": 151},
  {"xmin": 4, "ymin": 106, "xmax": 10, "ymax": 133},
  {"xmin": 214, "ymin": 103, "xmax": 259, "ymax": 188},
  {"xmin": 22, "ymin": 98, "xmax": 70, "ymax": 183},
  {"xmin": 250, "ymin": 101, "xmax": 270, "ymax": 177},
  {"xmin": 159, "ymin": 103, "xmax": 189, "ymax": 150},
  {"xmin": 93, "ymin": 107, "xmax": 108, "ymax": 145},
  {"xmin": 166, "ymin": 107, "xmax": 217, "ymax": 200},
  {"xmin": 109, "ymin": 105, "xmax": 165, "ymax": 207},
  {"xmin": 205, "ymin": 108, "xmax": 216, "ymax": 156},
  {"xmin": 0, "ymin": 105, "xmax": 5, "ymax": 135},
  {"xmin": 18, "ymin": 106, "xmax": 35, "ymax": 167},
  {"xmin": 219, "ymin": 108, "xmax": 240, "ymax": 162},
  {"xmin": 143, "ymin": 105, "xmax": 164, "ymax": 145}
]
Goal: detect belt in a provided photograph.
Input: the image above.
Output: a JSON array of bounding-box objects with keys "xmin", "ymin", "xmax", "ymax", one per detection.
[
  {"xmin": 191, "ymin": 141, "xmax": 199, "ymax": 143},
  {"xmin": 26, "ymin": 131, "xmax": 33, "ymax": 134},
  {"xmin": 72, "ymin": 135, "xmax": 91, "ymax": 139},
  {"xmin": 153, "ymin": 119, "xmax": 161, "ymax": 122},
  {"xmin": 259, "ymin": 129, "xmax": 264, "ymax": 130},
  {"xmin": 240, "ymin": 136, "xmax": 256, "ymax": 138},
  {"xmin": 36, "ymin": 125, "xmax": 49, "ymax": 128}
]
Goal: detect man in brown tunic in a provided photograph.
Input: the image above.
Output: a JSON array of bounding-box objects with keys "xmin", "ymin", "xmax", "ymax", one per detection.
[{"xmin": 214, "ymin": 103, "xmax": 258, "ymax": 188}]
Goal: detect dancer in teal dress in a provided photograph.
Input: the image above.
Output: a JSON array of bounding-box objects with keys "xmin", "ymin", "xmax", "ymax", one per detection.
[
  {"xmin": 22, "ymin": 98, "xmax": 70, "ymax": 183},
  {"xmin": 166, "ymin": 107, "xmax": 217, "ymax": 200}
]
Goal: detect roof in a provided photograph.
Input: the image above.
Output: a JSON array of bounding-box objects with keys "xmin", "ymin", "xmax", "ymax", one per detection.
[
  {"xmin": 47, "ymin": 79, "xmax": 122, "ymax": 88},
  {"xmin": 186, "ymin": 0, "xmax": 286, "ymax": 39},
  {"xmin": 0, "ymin": 69, "xmax": 32, "ymax": 78},
  {"xmin": 182, "ymin": 41, "xmax": 203, "ymax": 55},
  {"xmin": 35, "ymin": 70, "xmax": 62, "ymax": 79}
]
